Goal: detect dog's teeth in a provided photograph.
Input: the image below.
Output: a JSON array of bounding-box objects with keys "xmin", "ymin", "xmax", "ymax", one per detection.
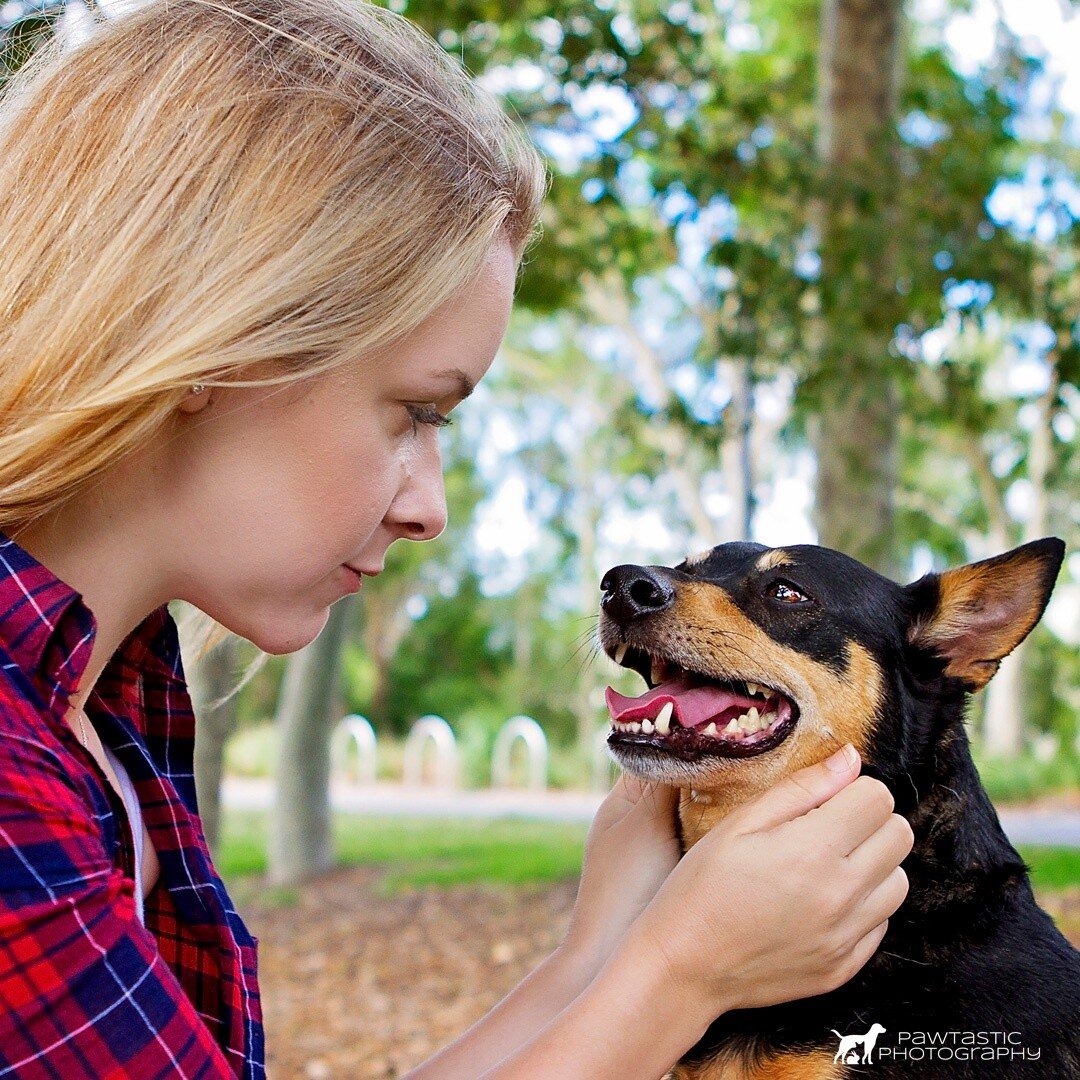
[
  {"xmin": 747, "ymin": 681, "xmax": 766, "ymax": 697},
  {"xmin": 760, "ymin": 711, "xmax": 776, "ymax": 728},
  {"xmin": 629, "ymin": 722, "xmax": 641, "ymax": 733},
  {"xmin": 651, "ymin": 656, "xmax": 667, "ymax": 685},
  {"xmin": 655, "ymin": 702, "xmax": 673, "ymax": 735},
  {"xmin": 724, "ymin": 718, "xmax": 741, "ymax": 734},
  {"xmin": 641, "ymin": 718, "xmax": 654, "ymax": 735},
  {"xmin": 737, "ymin": 709, "xmax": 761, "ymax": 733},
  {"xmin": 703, "ymin": 722, "xmax": 718, "ymax": 737},
  {"xmin": 614, "ymin": 644, "xmax": 628, "ymax": 665}
]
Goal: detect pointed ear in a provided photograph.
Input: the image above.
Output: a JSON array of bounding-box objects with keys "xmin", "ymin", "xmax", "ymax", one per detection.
[{"xmin": 904, "ymin": 538, "xmax": 1066, "ymax": 691}]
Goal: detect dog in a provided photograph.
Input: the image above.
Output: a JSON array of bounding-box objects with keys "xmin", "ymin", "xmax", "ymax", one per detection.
[
  {"xmin": 598, "ymin": 538, "xmax": 1080, "ymax": 1079},
  {"xmin": 831, "ymin": 1023, "xmax": 886, "ymax": 1064}
]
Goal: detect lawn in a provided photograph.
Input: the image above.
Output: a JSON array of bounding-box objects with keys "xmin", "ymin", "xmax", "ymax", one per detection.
[
  {"xmin": 218, "ymin": 811, "xmax": 588, "ymax": 897},
  {"xmin": 217, "ymin": 810, "xmax": 1080, "ymax": 898}
]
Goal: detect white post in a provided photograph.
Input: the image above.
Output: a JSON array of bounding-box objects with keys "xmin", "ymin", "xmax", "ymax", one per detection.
[
  {"xmin": 403, "ymin": 715, "xmax": 459, "ymax": 788},
  {"xmin": 492, "ymin": 715, "xmax": 548, "ymax": 791},
  {"xmin": 336, "ymin": 714, "xmax": 377, "ymax": 785}
]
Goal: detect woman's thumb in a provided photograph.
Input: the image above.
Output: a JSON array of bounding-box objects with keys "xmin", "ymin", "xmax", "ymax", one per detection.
[{"xmin": 729, "ymin": 743, "xmax": 861, "ymax": 833}]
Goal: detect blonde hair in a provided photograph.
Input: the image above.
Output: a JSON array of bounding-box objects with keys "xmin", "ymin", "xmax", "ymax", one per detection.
[{"xmin": 0, "ymin": 0, "xmax": 546, "ymax": 680}]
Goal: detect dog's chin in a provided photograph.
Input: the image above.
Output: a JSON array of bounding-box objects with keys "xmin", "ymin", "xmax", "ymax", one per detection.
[{"xmin": 607, "ymin": 706, "xmax": 800, "ymax": 788}]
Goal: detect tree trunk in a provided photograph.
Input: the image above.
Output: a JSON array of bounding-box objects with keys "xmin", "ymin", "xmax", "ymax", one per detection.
[
  {"xmin": 189, "ymin": 634, "xmax": 241, "ymax": 854},
  {"xmin": 269, "ymin": 594, "xmax": 359, "ymax": 886},
  {"xmin": 811, "ymin": 0, "xmax": 905, "ymax": 575},
  {"xmin": 721, "ymin": 355, "xmax": 755, "ymax": 541},
  {"xmin": 981, "ymin": 356, "xmax": 1059, "ymax": 756}
]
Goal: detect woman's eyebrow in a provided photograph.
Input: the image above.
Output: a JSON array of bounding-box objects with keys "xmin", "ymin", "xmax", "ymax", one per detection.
[{"xmin": 430, "ymin": 368, "xmax": 475, "ymax": 399}]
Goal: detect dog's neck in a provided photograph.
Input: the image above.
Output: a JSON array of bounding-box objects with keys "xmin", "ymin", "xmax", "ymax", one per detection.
[
  {"xmin": 677, "ymin": 711, "xmax": 1028, "ymax": 942},
  {"xmin": 893, "ymin": 710, "xmax": 1029, "ymax": 933}
]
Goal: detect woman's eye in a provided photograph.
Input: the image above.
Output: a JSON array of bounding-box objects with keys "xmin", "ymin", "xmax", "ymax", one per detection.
[
  {"xmin": 405, "ymin": 403, "xmax": 453, "ymax": 434},
  {"xmin": 768, "ymin": 579, "xmax": 811, "ymax": 604}
]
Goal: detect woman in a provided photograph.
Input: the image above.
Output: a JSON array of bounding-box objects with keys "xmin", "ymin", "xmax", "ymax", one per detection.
[{"xmin": 0, "ymin": 1, "xmax": 913, "ymax": 1077}]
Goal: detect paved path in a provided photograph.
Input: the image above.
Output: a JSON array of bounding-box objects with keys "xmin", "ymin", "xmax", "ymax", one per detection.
[{"xmin": 222, "ymin": 778, "xmax": 1080, "ymax": 846}]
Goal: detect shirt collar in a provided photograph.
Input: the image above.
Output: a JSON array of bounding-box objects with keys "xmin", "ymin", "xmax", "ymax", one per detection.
[{"xmin": 0, "ymin": 527, "xmax": 184, "ymax": 720}]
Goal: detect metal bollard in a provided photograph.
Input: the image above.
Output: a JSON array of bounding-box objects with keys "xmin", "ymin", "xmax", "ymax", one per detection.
[
  {"xmin": 491, "ymin": 715, "xmax": 548, "ymax": 791},
  {"xmin": 403, "ymin": 714, "xmax": 459, "ymax": 788},
  {"xmin": 336, "ymin": 714, "xmax": 378, "ymax": 785}
]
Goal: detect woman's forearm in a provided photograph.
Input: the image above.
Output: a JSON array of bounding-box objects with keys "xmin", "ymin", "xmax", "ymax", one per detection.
[
  {"xmin": 478, "ymin": 927, "xmax": 717, "ymax": 1080},
  {"xmin": 403, "ymin": 942, "xmax": 602, "ymax": 1079},
  {"xmin": 406, "ymin": 928, "xmax": 717, "ymax": 1080}
]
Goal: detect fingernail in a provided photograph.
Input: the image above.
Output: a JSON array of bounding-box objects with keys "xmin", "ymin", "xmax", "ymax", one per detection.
[{"xmin": 825, "ymin": 743, "xmax": 858, "ymax": 773}]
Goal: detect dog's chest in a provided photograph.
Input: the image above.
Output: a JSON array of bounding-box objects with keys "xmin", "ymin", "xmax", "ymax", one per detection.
[{"xmin": 666, "ymin": 1048, "xmax": 843, "ymax": 1080}]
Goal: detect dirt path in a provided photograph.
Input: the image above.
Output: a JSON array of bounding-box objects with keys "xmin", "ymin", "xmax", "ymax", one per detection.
[{"xmin": 243, "ymin": 871, "xmax": 1080, "ymax": 1079}]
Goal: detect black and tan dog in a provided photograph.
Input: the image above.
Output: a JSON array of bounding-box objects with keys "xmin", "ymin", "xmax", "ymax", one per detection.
[{"xmin": 598, "ymin": 538, "xmax": 1080, "ymax": 1079}]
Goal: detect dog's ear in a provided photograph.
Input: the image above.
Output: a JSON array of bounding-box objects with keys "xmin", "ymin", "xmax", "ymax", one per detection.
[{"xmin": 904, "ymin": 538, "xmax": 1066, "ymax": 691}]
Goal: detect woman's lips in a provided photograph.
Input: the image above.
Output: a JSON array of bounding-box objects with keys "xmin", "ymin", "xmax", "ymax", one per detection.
[{"xmin": 341, "ymin": 565, "xmax": 364, "ymax": 592}]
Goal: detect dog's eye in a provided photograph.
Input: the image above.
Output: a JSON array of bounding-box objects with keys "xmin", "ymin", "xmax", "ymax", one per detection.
[{"xmin": 768, "ymin": 579, "xmax": 812, "ymax": 604}]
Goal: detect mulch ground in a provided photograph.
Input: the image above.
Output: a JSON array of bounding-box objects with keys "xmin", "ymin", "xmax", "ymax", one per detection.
[
  {"xmin": 245, "ymin": 868, "xmax": 578, "ymax": 1079},
  {"xmin": 242, "ymin": 870, "xmax": 1080, "ymax": 1080}
]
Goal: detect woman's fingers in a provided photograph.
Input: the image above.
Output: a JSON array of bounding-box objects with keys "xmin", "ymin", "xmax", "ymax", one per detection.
[
  {"xmin": 835, "ymin": 919, "xmax": 891, "ymax": 987},
  {"xmin": 789, "ymin": 773, "xmax": 899, "ymax": 857},
  {"xmin": 726, "ymin": 743, "xmax": 862, "ymax": 834},
  {"xmin": 849, "ymin": 866, "xmax": 910, "ymax": 939},
  {"xmin": 846, "ymin": 812, "xmax": 915, "ymax": 882}
]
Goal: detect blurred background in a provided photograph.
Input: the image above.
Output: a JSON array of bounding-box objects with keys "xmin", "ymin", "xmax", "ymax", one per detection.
[{"xmin": 4, "ymin": 0, "xmax": 1078, "ymax": 1075}]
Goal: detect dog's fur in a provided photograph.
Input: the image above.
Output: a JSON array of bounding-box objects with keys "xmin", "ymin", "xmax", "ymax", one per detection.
[{"xmin": 598, "ymin": 538, "xmax": 1080, "ymax": 1079}]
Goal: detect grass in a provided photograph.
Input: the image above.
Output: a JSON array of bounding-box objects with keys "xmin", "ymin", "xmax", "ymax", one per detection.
[
  {"xmin": 972, "ymin": 749, "xmax": 1080, "ymax": 805},
  {"xmin": 1016, "ymin": 845, "xmax": 1080, "ymax": 892},
  {"xmin": 218, "ymin": 811, "xmax": 588, "ymax": 898},
  {"xmin": 216, "ymin": 811, "xmax": 1080, "ymax": 906}
]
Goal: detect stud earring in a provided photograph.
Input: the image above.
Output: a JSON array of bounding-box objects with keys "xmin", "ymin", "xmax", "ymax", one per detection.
[{"xmin": 191, "ymin": 383, "xmax": 206, "ymax": 395}]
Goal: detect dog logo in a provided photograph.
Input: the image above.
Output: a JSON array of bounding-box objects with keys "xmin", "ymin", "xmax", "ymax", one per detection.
[{"xmin": 832, "ymin": 1023, "xmax": 887, "ymax": 1064}]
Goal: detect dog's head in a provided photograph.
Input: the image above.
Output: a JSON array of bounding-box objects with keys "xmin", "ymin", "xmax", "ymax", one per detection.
[{"xmin": 598, "ymin": 538, "xmax": 1065, "ymax": 807}]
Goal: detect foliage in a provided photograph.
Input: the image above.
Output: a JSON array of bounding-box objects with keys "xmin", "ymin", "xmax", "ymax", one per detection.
[{"xmin": 7, "ymin": 1, "xmax": 1078, "ymax": 761}]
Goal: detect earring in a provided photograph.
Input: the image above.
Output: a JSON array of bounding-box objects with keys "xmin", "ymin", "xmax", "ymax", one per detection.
[{"xmin": 191, "ymin": 383, "xmax": 206, "ymax": 395}]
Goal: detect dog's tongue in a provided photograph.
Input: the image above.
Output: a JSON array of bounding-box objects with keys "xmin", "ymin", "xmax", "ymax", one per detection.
[{"xmin": 606, "ymin": 675, "xmax": 753, "ymax": 729}]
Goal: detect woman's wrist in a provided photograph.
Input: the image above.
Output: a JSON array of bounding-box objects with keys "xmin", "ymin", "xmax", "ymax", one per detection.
[
  {"xmin": 480, "ymin": 923, "xmax": 721, "ymax": 1079},
  {"xmin": 615, "ymin": 921, "xmax": 729, "ymax": 1038}
]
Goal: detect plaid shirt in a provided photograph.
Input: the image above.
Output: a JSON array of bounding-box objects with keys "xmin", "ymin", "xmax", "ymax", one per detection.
[{"xmin": 0, "ymin": 529, "xmax": 265, "ymax": 1078}]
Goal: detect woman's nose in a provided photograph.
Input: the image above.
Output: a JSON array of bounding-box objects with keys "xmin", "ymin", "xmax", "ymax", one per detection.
[{"xmin": 386, "ymin": 446, "xmax": 448, "ymax": 542}]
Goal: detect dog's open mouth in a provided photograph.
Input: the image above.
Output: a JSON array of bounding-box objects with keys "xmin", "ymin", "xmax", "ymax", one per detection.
[{"xmin": 605, "ymin": 645, "xmax": 799, "ymax": 759}]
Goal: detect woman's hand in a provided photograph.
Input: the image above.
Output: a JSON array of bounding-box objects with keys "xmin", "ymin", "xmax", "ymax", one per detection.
[
  {"xmin": 628, "ymin": 743, "xmax": 914, "ymax": 1022},
  {"xmin": 560, "ymin": 772, "xmax": 681, "ymax": 985}
]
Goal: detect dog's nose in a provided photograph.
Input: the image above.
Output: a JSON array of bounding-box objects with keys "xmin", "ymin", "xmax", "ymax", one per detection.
[{"xmin": 600, "ymin": 565, "xmax": 676, "ymax": 623}]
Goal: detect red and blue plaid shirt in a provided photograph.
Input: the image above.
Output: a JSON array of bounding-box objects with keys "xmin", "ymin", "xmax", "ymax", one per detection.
[{"xmin": 0, "ymin": 528, "xmax": 264, "ymax": 1078}]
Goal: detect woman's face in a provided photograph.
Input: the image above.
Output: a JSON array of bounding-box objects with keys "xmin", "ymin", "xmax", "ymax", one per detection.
[{"xmin": 165, "ymin": 237, "xmax": 517, "ymax": 654}]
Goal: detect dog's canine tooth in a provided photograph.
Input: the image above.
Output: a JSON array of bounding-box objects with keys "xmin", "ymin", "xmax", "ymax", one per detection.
[
  {"xmin": 651, "ymin": 656, "xmax": 667, "ymax": 685},
  {"xmin": 655, "ymin": 701, "xmax": 673, "ymax": 735},
  {"xmin": 614, "ymin": 643, "xmax": 628, "ymax": 665},
  {"xmin": 641, "ymin": 718, "xmax": 654, "ymax": 735}
]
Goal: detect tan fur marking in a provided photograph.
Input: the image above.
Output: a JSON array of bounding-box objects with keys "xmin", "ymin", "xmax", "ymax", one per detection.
[
  {"xmin": 754, "ymin": 549, "xmax": 792, "ymax": 573},
  {"xmin": 910, "ymin": 552, "xmax": 1054, "ymax": 690},
  {"xmin": 671, "ymin": 1048, "xmax": 844, "ymax": 1080},
  {"xmin": 655, "ymin": 582, "xmax": 884, "ymax": 840},
  {"xmin": 686, "ymin": 549, "xmax": 715, "ymax": 568}
]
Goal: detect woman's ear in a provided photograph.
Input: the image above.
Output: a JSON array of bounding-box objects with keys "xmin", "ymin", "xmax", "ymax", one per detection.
[
  {"xmin": 177, "ymin": 386, "xmax": 213, "ymax": 414},
  {"xmin": 903, "ymin": 538, "xmax": 1066, "ymax": 691}
]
